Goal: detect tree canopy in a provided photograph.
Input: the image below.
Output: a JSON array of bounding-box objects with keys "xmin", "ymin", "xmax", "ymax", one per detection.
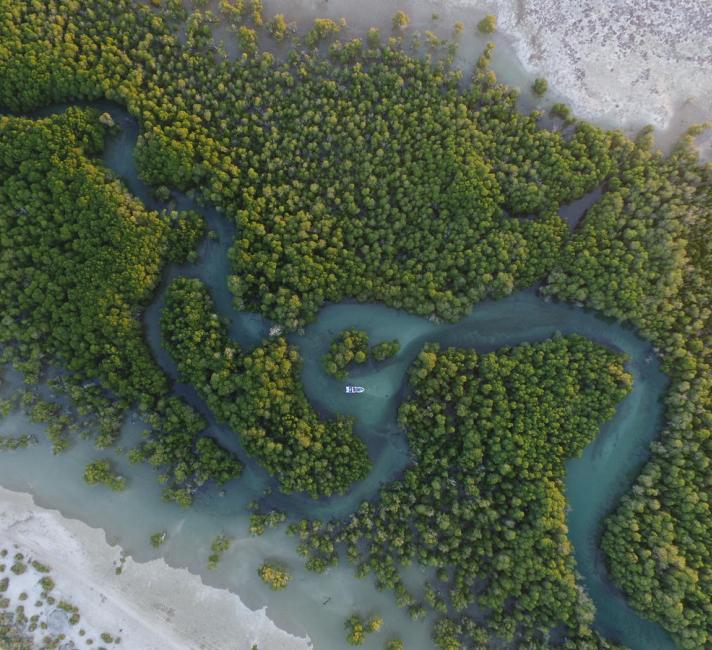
[
  {"xmin": 0, "ymin": 109, "xmax": 240, "ymax": 506},
  {"xmin": 0, "ymin": 1, "xmax": 709, "ymax": 644},
  {"xmin": 291, "ymin": 336, "xmax": 631, "ymax": 647},
  {"xmin": 544, "ymin": 129, "xmax": 712, "ymax": 650},
  {"xmin": 161, "ymin": 277, "xmax": 371, "ymax": 497}
]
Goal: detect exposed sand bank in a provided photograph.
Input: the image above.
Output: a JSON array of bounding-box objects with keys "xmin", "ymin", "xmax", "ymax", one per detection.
[
  {"xmin": 276, "ymin": 0, "xmax": 711, "ymax": 145},
  {"xmin": 449, "ymin": 0, "xmax": 712, "ymax": 138},
  {"xmin": 0, "ymin": 486, "xmax": 311, "ymax": 650}
]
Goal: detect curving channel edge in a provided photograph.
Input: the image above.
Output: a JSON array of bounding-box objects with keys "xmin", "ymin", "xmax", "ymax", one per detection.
[{"xmin": 6, "ymin": 104, "xmax": 679, "ymax": 650}]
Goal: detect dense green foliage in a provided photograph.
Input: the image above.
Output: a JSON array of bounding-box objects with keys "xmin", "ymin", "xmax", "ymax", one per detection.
[
  {"xmin": 477, "ymin": 15, "xmax": 497, "ymax": 34},
  {"xmin": 83, "ymin": 459, "xmax": 126, "ymax": 491},
  {"xmin": 431, "ymin": 616, "xmax": 489, "ymax": 650},
  {"xmin": 0, "ymin": 0, "xmax": 619, "ymax": 511},
  {"xmin": 532, "ymin": 77, "xmax": 548, "ymax": 96},
  {"xmin": 344, "ymin": 613, "xmax": 382, "ymax": 645},
  {"xmin": 267, "ymin": 14, "xmax": 290, "ymax": 41},
  {"xmin": 0, "ymin": 0, "xmax": 615, "ymax": 330},
  {"xmin": 129, "ymin": 396, "xmax": 244, "ymax": 506},
  {"xmin": 0, "ymin": 434, "xmax": 36, "ymax": 451},
  {"xmin": 391, "ymin": 11, "xmax": 410, "ymax": 31},
  {"xmin": 249, "ymin": 509, "xmax": 287, "ymax": 536},
  {"xmin": 370, "ymin": 339, "xmax": 401, "ymax": 362},
  {"xmin": 219, "ymin": 44, "xmax": 603, "ymax": 328},
  {"xmin": 257, "ymin": 561, "xmax": 291, "ymax": 590},
  {"xmin": 292, "ymin": 336, "xmax": 631, "ymax": 647},
  {"xmin": 0, "ymin": 109, "xmax": 179, "ymax": 400},
  {"xmin": 544, "ymin": 130, "xmax": 712, "ymax": 649},
  {"xmin": 208, "ymin": 533, "xmax": 232, "ymax": 569},
  {"xmin": 322, "ymin": 329, "xmax": 370, "ymax": 378},
  {"xmin": 322, "ymin": 331, "xmax": 401, "ymax": 377},
  {"xmin": 0, "ymin": 1, "xmax": 710, "ymax": 644},
  {"xmin": 0, "ymin": 108, "xmax": 241, "ymax": 504},
  {"xmin": 344, "ymin": 614, "xmax": 366, "ymax": 645},
  {"xmin": 150, "ymin": 531, "xmax": 167, "ymax": 548},
  {"xmin": 161, "ymin": 277, "xmax": 370, "ymax": 496}
]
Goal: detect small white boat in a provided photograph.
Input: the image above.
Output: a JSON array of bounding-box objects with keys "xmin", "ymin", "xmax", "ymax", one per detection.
[{"xmin": 345, "ymin": 385, "xmax": 365, "ymax": 394}]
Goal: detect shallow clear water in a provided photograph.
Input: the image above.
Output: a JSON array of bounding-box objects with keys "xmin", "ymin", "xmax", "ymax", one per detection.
[{"xmin": 0, "ymin": 98, "xmax": 680, "ymax": 649}]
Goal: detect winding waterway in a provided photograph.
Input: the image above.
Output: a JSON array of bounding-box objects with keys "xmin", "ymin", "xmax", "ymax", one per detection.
[{"xmin": 0, "ymin": 103, "xmax": 680, "ymax": 649}]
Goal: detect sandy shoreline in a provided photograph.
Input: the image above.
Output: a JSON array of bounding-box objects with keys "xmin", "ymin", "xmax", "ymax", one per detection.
[
  {"xmin": 452, "ymin": 0, "xmax": 712, "ymax": 138},
  {"xmin": 264, "ymin": 0, "xmax": 712, "ymax": 146},
  {"xmin": 0, "ymin": 486, "xmax": 311, "ymax": 650}
]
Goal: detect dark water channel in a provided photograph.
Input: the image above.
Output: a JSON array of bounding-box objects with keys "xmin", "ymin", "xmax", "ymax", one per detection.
[{"xmin": 0, "ymin": 103, "xmax": 678, "ymax": 649}]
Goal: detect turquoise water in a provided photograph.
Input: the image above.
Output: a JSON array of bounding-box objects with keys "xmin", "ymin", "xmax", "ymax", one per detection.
[{"xmin": 0, "ymin": 104, "xmax": 679, "ymax": 649}]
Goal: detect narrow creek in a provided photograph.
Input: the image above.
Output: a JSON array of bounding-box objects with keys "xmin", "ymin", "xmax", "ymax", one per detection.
[{"xmin": 0, "ymin": 103, "xmax": 679, "ymax": 649}]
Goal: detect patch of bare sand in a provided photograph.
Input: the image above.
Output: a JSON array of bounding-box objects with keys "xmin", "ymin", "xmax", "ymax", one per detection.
[{"xmin": 0, "ymin": 486, "xmax": 311, "ymax": 650}]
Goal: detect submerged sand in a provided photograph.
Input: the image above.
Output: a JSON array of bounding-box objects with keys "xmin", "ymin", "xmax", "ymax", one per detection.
[{"xmin": 0, "ymin": 487, "xmax": 311, "ymax": 650}]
